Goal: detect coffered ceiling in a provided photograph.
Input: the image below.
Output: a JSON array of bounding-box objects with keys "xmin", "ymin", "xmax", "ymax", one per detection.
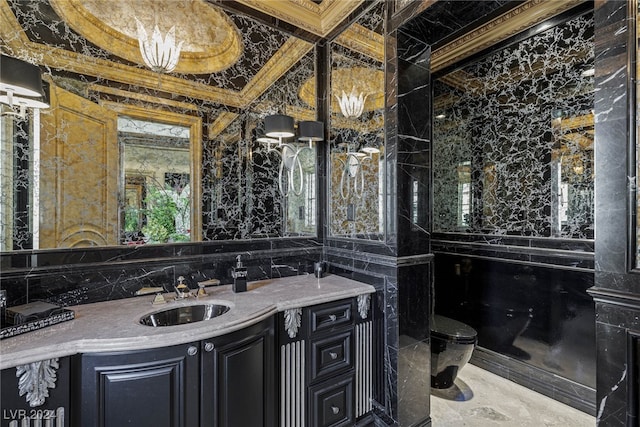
[
  {"xmin": 0, "ymin": 0, "xmax": 373, "ymax": 114},
  {"xmin": 0, "ymin": 0, "xmax": 586, "ymax": 120}
]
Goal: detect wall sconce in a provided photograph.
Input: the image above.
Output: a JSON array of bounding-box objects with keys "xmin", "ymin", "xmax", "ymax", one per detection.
[
  {"xmin": 260, "ymin": 115, "xmax": 324, "ymax": 196},
  {"xmin": 0, "ymin": 55, "xmax": 49, "ymax": 119},
  {"xmin": 135, "ymin": 17, "xmax": 183, "ymax": 73},
  {"xmin": 339, "ymin": 141, "xmax": 380, "ymax": 199}
]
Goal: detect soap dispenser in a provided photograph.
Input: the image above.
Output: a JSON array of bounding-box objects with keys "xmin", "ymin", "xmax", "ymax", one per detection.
[{"xmin": 232, "ymin": 255, "xmax": 248, "ymax": 293}]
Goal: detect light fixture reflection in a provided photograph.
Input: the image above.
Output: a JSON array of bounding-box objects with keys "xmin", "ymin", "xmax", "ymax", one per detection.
[
  {"xmin": 336, "ymin": 88, "xmax": 367, "ymax": 119},
  {"xmin": 340, "ymin": 143, "xmax": 380, "ymax": 199},
  {"xmin": 1, "ymin": 55, "xmax": 49, "ymax": 118},
  {"xmin": 259, "ymin": 118, "xmax": 324, "ymax": 196},
  {"xmin": 135, "ymin": 17, "xmax": 184, "ymax": 73}
]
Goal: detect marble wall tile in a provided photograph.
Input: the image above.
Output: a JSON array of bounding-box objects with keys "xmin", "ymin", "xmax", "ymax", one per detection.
[
  {"xmin": 432, "ymin": 12, "xmax": 595, "ymax": 239},
  {"xmin": 434, "ymin": 253, "xmax": 595, "ymax": 390},
  {"xmin": 594, "ymin": 320, "xmax": 629, "ymax": 425},
  {"xmin": 395, "ymin": 31, "xmax": 431, "ymax": 257},
  {"xmin": 590, "ymin": 0, "xmax": 640, "ymax": 423}
]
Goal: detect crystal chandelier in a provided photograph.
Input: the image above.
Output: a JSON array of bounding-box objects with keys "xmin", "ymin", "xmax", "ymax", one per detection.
[
  {"xmin": 336, "ymin": 88, "xmax": 367, "ymax": 119},
  {"xmin": 135, "ymin": 17, "xmax": 183, "ymax": 73}
]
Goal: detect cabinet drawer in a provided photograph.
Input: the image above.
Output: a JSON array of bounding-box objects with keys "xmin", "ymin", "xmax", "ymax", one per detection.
[
  {"xmin": 308, "ymin": 375, "xmax": 354, "ymax": 427},
  {"xmin": 310, "ymin": 330, "xmax": 353, "ymax": 381},
  {"xmin": 309, "ymin": 300, "xmax": 353, "ymax": 335}
]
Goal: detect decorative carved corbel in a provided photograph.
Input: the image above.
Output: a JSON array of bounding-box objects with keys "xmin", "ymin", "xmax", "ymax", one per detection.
[
  {"xmin": 16, "ymin": 358, "xmax": 59, "ymax": 407},
  {"xmin": 357, "ymin": 294, "xmax": 371, "ymax": 319},
  {"xmin": 284, "ymin": 307, "xmax": 302, "ymax": 338}
]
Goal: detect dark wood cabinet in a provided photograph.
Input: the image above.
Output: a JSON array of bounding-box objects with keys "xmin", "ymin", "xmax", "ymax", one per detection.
[
  {"xmin": 1, "ymin": 357, "xmax": 71, "ymax": 427},
  {"xmin": 201, "ymin": 317, "xmax": 274, "ymax": 427},
  {"xmin": 278, "ymin": 296, "xmax": 374, "ymax": 427},
  {"xmin": 76, "ymin": 342, "xmax": 200, "ymax": 427},
  {"xmin": 76, "ymin": 317, "xmax": 274, "ymax": 427},
  {"xmin": 1, "ymin": 296, "xmax": 372, "ymax": 427}
]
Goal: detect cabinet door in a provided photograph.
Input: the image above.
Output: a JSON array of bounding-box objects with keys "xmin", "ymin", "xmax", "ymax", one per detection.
[
  {"xmin": 77, "ymin": 342, "xmax": 200, "ymax": 427},
  {"xmin": 201, "ymin": 317, "xmax": 274, "ymax": 427}
]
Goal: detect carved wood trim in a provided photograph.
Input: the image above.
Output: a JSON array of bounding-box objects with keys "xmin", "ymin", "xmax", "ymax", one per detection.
[
  {"xmin": 284, "ymin": 307, "xmax": 303, "ymax": 338},
  {"xmin": 16, "ymin": 358, "xmax": 59, "ymax": 407}
]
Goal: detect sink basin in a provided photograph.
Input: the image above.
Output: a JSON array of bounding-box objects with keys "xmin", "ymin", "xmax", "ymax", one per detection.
[{"xmin": 140, "ymin": 304, "xmax": 230, "ymax": 327}]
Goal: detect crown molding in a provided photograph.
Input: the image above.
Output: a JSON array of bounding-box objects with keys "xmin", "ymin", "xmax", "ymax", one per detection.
[
  {"xmin": 0, "ymin": 0, "xmax": 312, "ymax": 110},
  {"xmin": 236, "ymin": 0, "xmax": 364, "ymax": 37},
  {"xmin": 432, "ymin": 0, "xmax": 586, "ymax": 72}
]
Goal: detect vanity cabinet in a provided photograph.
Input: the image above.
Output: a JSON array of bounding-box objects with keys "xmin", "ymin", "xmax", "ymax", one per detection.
[
  {"xmin": 279, "ymin": 296, "xmax": 373, "ymax": 427},
  {"xmin": 1, "ymin": 356, "xmax": 71, "ymax": 427},
  {"xmin": 76, "ymin": 341, "xmax": 200, "ymax": 427},
  {"xmin": 76, "ymin": 317, "xmax": 274, "ymax": 427},
  {"xmin": 201, "ymin": 317, "xmax": 274, "ymax": 427}
]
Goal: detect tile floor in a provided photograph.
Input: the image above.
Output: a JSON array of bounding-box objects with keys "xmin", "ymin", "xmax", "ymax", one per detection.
[{"xmin": 430, "ymin": 364, "xmax": 595, "ymax": 426}]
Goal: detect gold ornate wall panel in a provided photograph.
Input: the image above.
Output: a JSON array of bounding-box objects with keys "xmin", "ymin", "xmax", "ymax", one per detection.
[{"xmin": 40, "ymin": 84, "xmax": 119, "ymax": 248}]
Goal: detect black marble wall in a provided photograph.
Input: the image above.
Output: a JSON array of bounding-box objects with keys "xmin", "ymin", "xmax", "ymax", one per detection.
[
  {"xmin": 432, "ymin": 243, "xmax": 596, "ymax": 413},
  {"xmin": 0, "ymin": 238, "xmax": 323, "ymax": 310},
  {"xmin": 324, "ymin": 1, "xmax": 434, "ymax": 425},
  {"xmin": 393, "ymin": 0, "xmax": 601, "ymax": 421},
  {"xmin": 588, "ymin": 0, "xmax": 640, "ymax": 425}
]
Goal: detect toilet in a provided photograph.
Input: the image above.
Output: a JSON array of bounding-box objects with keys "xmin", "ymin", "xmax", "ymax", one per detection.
[{"xmin": 430, "ymin": 314, "xmax": 477, "ymax": 389}]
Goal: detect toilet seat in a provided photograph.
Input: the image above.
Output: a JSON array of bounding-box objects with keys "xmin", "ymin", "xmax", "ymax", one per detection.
[{"xmin": 431, "ymin": 315, "xmax": 477, "ymax": 344}]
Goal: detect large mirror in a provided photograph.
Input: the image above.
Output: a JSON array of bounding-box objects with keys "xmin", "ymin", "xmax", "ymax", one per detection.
[
  {"xmin": 432, "ymin": 10, "xmax": 595, "ymax": 239},
  {"xmin": 636, "ymin": 0, "xmax": 640, "ymax": 267},
  {"xmin": 0, "ymin": 0, "xmax": 319, "ymax": 251},
  {"xmin": 328, "ymin": 2, "xmax": 385, "ymax": 240}
]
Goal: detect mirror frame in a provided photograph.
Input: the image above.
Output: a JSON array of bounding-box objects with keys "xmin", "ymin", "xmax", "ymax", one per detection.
[
  {"xmin": 101, "ymin": 101, "xmax": 203, "ymax": 243},
  {"xmin": 632, "ymin": 0, "xmax": 639, "ymax": 270}
]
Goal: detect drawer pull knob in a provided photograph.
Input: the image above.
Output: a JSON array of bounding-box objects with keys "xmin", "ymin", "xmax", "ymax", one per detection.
[
  {"xmin": 204, "ymin": 342, "xmax": 215, "ymax": 352},
  {"xmin": 187, "ymin": 346, "xmax": 198, "ymax": 356},
  {"xmin": 329, "ymin": 352, "xmax": 338, "ymax": 360},
  {"xmin": 329, "ymin": 314, "xmax": 337, "ymax": 321},
  {"xmin": 331, "ymin": 406, "xmax": 340, "ymax": 415}
]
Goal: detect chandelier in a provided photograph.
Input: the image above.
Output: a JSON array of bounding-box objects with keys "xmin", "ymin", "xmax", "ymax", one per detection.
[
  {"xmin": 336, "ymin": 88, "xmax": 367, "ymax": 119},
  {"xmin": 135, "ymin": 17, "xmax": 183, "ymax": 73}
]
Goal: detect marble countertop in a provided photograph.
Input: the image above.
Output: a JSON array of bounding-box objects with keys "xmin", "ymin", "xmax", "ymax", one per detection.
[{"xmin": 0, "ymin": 274, "xmax": 375, "ymax": 370}]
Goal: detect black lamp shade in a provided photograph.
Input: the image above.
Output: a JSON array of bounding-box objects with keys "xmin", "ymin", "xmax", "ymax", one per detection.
[
  {"xmin": 0, "ymin": 55, "xmax": 45, "ymax": 98},
  {"xmin": 298, "ymin": 120, "xmax": 324, "ymax": 142},
  {"xmin": 265, "ymin": 114, "xmax": 295, "ymax": 138}
]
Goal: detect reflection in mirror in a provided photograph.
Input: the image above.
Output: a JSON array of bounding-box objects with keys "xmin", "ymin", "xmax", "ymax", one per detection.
[
  {"xmin": 328, "ymin": 2, "xmax": 385, "ymax": 239},
  {"xmin": 631, "ymin": 0, "xmax": 640, "ymax": 268},
  {"xmin": 636, "ymin": 0, "xmax": 640, "ymax": 267},
  {"xmin": 119, "ymin": 116, "xmax": 191, "ymax": 244},
  {"xmin": 433, "ymin": 11, "xmax": 594, "ymax": 239},
  {"xmin": 0, "ymin": 0, "xmax": 318, "ymax": 252}
]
